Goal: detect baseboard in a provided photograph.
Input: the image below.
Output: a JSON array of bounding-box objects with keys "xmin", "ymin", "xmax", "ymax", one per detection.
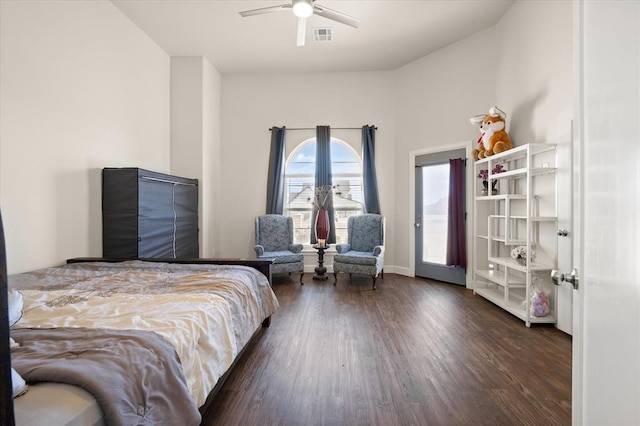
[{"xmin": 388, "ymin": 266, "xmax": 413, "ymax": 277}]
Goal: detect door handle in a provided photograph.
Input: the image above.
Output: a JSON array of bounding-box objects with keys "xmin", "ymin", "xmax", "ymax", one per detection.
[
  {"xmin": 415, "ymin": 222, "xmax": 421, "ymax": 228},
  {"xmin": 551, "ymin": 268, "xmax": 579, "ymax": 290}
]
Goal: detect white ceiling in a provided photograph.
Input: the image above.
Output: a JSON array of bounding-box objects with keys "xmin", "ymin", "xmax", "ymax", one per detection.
[{"xmin": 111, "ymin": 0, "xmax": 514, "ymax": 74}]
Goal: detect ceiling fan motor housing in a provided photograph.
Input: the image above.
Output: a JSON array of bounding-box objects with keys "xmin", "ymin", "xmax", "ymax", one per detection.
[{"xmin": 292, "ymin": 0, "xmax": 314, "ymax": 18}]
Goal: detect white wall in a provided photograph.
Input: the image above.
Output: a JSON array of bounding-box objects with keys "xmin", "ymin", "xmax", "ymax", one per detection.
[
  {"xmin": 171, "ymin": 57, "xmax": 205, "ymax": 179},
  {"xmin": 202, "ymin": 61, "xmax": 222, "ymax": 257},
  {"xmin": 220, "ymin": 72, "xmax": 396, "ymax": 265},
  {"xmin": 218, "ymin": 0, "xmax": 573, "ymax": 275},
  {"xmin": 0, "ymin": 0, "xmax": 171, "ymax": 273},
  {"xmin": 391, "ymin": 0, "xmax": 572, "ymax": 278},
  {"xmin": 393, "ymin": 27, "xmax": 500, "ymax": 277},
  {"xmin": 495, "ymin": 0, "xmax": 573, "ymax": 143},
  {"xmin": 495, "ymin": 0, "xmax": 573, "ymax": 329},
  {"xmin": 170, "ymin": 56, "xmax": 222, "ymax": 257}
]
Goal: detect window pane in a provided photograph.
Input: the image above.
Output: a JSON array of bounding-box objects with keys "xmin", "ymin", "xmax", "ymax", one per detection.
[
  {"xmin": 284, "ymin": 138, "xmax": 363, "ymax": 244},
  {"xmin": 331, "ymin": 142, "xmax": 361, "ymax": 174},
  {"xmin": 422, "ymin": 164, "xmax": 449, "ymax": 264},
  {"xmin": 285, "ymin": 141, "xmax": 314, "ymax": 242},
  {"xmin": 289, "ymin": 142, "xmax": 316, "ymax": 174}
]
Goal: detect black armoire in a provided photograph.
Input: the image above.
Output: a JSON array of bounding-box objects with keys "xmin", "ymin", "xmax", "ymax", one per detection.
[{"xmin": 102, "ymin": 168, "xmax": 199, "ymax": 259}]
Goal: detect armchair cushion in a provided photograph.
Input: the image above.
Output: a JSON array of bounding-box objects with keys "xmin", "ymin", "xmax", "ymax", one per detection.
[
  {"xmin": 255, "ymin": 214, "xmax": 295, "ymax": 252},
  {"xmin": 349, "ymin": 214, "xmax": 384, "ymax": 252},
  {"xmin": 261, "ymin": 251, "xmax": 304, "ymax": 264},
  {"xmin": 254, "ymin": 245, "xmax": 303, "ymax": 260},
  {"xmin": 335, "ymin": 243, "xmax": 351, "ymax": 254},
  {"xmin": 289, "ymin": 243, "xmax": 303, "ymax": 253},
  {"xmin": 334, "ymin": 251, "xmax": 378, "ymax": 266}
]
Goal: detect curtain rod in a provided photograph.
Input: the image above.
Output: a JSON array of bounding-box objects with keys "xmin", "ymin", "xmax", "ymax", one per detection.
[{"xmin": 269, "ymin": 126, "xmax": 377, "ymax": 131}]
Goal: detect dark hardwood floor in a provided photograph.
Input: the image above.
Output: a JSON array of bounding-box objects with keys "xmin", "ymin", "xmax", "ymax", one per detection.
[{"xmin": 202, "ymin": 273, "xmax": 572, "ymax": 426}]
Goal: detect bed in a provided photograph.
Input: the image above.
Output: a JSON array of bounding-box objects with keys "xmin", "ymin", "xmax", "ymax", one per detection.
[{"xmin": 0, "ymin": 214, "xmax": 279, "ymax": 425}]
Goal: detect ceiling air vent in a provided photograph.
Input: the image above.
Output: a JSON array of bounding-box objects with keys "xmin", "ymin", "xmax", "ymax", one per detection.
[{"xmin": 313, "ymin": 28, "xmax": 333, "ymax": 42}]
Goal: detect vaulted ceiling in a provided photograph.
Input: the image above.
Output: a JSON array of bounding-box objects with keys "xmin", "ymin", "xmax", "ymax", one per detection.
[{"xmin": 111, "ymin": 0, "xmax": 514, "ymax": 74}]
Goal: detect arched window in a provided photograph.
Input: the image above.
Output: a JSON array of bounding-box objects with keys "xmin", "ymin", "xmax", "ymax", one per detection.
[{"xmin": 284, "ymin": 138, "xmax": 364, "ymax": 244}]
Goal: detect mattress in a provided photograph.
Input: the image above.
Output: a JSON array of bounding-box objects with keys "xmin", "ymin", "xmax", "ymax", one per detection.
[{"xmin": 14, "ymin": 382, "xmax": 104, "ymax": 426}]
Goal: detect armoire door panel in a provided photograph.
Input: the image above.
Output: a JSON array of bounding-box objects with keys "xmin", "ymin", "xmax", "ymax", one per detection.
[{"xmin": 102, "ymin": 168, "xmax": 199, "ymax": 259}]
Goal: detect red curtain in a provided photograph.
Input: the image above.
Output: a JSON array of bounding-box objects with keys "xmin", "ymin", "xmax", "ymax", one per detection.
[{"xmin": 446, "ymin": 158, "xmax": 466, "ymax": 268}]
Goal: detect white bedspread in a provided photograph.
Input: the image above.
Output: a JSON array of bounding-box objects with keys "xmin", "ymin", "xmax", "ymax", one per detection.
[{"xmin": 10, "ymin": 261, "xmax": 279, "ymax": 407}]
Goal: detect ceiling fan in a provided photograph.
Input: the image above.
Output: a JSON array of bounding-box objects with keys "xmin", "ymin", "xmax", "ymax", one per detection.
[{"xmin": 239, "ymin": 0, "xmax": 361, "ymax": 47}]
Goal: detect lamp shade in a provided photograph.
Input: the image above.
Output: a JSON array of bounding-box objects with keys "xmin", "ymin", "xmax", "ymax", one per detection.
[{"xmin": 292, "ymin": 0, "xmax": 313, "ymax": 18}]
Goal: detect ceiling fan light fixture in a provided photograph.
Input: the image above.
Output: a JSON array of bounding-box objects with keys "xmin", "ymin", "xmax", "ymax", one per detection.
[{"xmin": 292, "ymin": 0, "xmax": 313, "ymax": 18}]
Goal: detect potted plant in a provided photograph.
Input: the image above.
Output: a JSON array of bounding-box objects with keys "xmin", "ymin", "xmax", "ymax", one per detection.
[{"xmin": 477, "ymin": 163, "xmax": 506, "ymax": 195}]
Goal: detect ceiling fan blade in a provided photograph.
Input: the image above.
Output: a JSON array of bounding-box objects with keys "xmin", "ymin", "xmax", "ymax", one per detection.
[
  {"xmin": 296, "ymin": 17, "xmax": 307, "ymax": 47},
  {"xmin": 312, "ymin": 4, "xmax": 361, "ymax": 28},
  {"xmin": 239, "ymin": 4, "xmax": 291, "ymax": 17}
]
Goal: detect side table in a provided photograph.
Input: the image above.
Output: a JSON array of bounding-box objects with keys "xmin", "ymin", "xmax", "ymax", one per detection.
[{"xmin": 312, "ymin": 245, "xmax": 329, "ymax": 281}]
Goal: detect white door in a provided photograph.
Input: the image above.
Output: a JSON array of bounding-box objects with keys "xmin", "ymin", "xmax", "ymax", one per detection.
[{"xmin": 571, "ymin": 1, "xmax": 640, "ymax": 424}]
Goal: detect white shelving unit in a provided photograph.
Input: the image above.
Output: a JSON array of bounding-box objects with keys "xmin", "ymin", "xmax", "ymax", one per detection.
[{"xmin": 472, "ymin": 144, "xmax": 558, "ymax": 326}]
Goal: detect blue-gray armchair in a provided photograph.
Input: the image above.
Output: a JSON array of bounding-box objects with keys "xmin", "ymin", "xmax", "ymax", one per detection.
[
  {"xmin": 333, "ymin": 214, "xmax": 385, "ymax": 290},
  {"xmin": 255, "ymin": 214, "xmax": 304, "ymax": 284}
]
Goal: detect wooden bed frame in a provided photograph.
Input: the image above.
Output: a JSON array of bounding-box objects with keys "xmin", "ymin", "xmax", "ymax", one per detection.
[{"xmin": 0, "ymin": 212, "xmax": 275, "ymax": 425}]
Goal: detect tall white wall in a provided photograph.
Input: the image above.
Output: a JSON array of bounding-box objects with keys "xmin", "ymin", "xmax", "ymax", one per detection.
[
  {"xmin": 495, "ymin": 0, "xmax": 573, "ymax": 143},
  {"xmin": 220, "ymin": 72, "xmax": 395, "ymax": 264},
  {"xmin": 391, "ymin": 0, "xmax": 572, "ymax": 277},
  {"xmin": 218, "ymin": 0, "xmax": 573, "ymax": 274},
  {"xmin": 0, "ymin": 0, "xmax": 170, "ymax": 273},
  {"xmin": 171, "ymin": 58, "xmax": 205, "ymax": 179},
  {"xmin": 393, "ymin": 27, "xmax": 499, "ymax": 276},
  {"xmin": 495, "ymin": 0, "xmax": 573, "ymax": 330},
  {"xmin": 170, "ymin": 57, "xmax": 222, "ymax": 257},
  {"xmin": 202, "ymin": 61, "xmax": 222, "ymax": 257}
]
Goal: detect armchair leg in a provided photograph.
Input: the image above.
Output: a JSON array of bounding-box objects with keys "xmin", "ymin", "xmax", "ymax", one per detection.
[
  {"xmin": 381, "ymin": 269, "xmax": 384, "ymax": 279},
  {"xmin": 300, "ymin": 272, "xmax": 304, "ymax": 285},
  {"xmin": 333, "ymin": 272, "xmax": 338, "ymax": 286},
  {"xmin": 372, "ymin": 276, "xmax": 377, "ymax": 290}
]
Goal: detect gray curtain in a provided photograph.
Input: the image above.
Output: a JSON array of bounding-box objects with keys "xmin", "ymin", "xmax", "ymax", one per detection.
[
  {"xmin": 362, "ymin": 125, "xmax": 381, "ymax": 214},
  {"xmin": 311, "ymin": 125, "xmax": 336, "ymax": 244},
  {"xmin": 265, "ymin": 126, "xmax": 286, "ymax": 214}
]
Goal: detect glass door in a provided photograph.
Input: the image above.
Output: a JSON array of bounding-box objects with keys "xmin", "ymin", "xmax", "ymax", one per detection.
[{"xmin": 414, "ymin": 149, "xmax": 466, "ymax": 285}]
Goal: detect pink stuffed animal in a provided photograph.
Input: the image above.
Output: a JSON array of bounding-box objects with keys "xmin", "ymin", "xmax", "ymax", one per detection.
[{"xmin": 530, "ymin": 289, "xmax": 550, "ymax": 317}]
